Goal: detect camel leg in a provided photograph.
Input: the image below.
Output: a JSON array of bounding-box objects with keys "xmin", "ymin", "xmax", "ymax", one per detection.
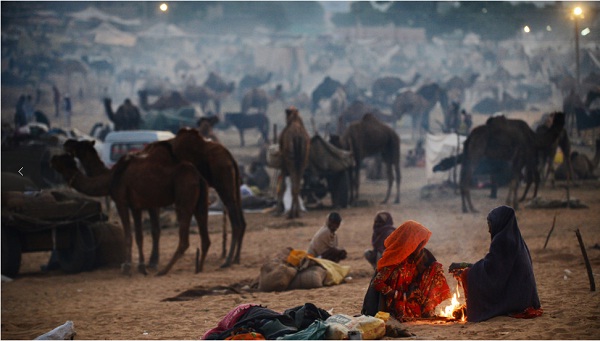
[
  {"xmin": 156, "ymin": 207, "xmax": 192, "ymax": 276},
  {"xmin": 239, "ymin": 129, "xmax": 245, "ymax": 147},
  {"xmin": 221, "ymin": 208, "xmax": 228, "ymax": 259},
  {"xmin": 131, "ymin": 209, "xmax": 147, "ymax": 276},
  {"xmin": 219, "ymin": 188, "xmax": 246, "ymax": 267},
  {"xmin": 115, "ymin": 204, "xmax": 133, "ymax": 276},
  {"xmin": 194, "ymin": 186, "xmax": 210, "ymax": 273},
  {"xmin": 460, "ymin": 159, "xmax": 478, "ymax": 213},
  {"xmin": 381, "ymin": 162, "xmax": 393, "ymax": 204},
  {"xmin": 148, "ymin": 208, "xmax": 161, "ymax": 270},
  {"xmin": 394, "ymin": 161, "xmax": 401, "ymax": 204},
  {"xmin": 352, "ymin": 160, "xmax": 361, "ymax": 204}
]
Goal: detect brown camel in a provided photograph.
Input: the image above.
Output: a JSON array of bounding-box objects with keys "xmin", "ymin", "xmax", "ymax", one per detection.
[
  {"xmin": 371, "ymin": 73, "xmax": 421, "ymax": 105},
  {"xmin": 535, "ymin": 114, "xmax": 573, "ymax": 187},
  {"xmin": 338, "ymin": 100, "xmax": 393, "ymax": 134},
  {"xmin": 241, "ymin": 88, "xmax": 269, "ymax": 114},
  {"xmin": 341, "ymin": 113, "xmax": 401, "ymax": 204},
  {"xmin": 63, "ymin": 139, "xmax": 163, "ymax": 271},
  {"xmin": 277, "ymin": 106, "xmax": 311, "ymax": 219},
  {"xmin": 50, "ymin": 144, "xmax": 210, "ymax": 277},
  {"xmin": 168, "ymin": 128, "xmax": 246, "ymax": 267},
  {"xmin": 183, "ymin": 85, "xmax": 223, "ymax": 115},
  {"xmin": 460, "ymin": 112, "xmax": 566, "ymax": 213},
  {"xmin": 556, "ymin": 138, "xmax": 600, "ymax": 180}
]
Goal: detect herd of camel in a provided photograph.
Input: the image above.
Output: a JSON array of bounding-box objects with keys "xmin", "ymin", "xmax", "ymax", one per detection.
[{"xmin": 48, "ymin": 69, "xmax": 600, "ymax": 276}]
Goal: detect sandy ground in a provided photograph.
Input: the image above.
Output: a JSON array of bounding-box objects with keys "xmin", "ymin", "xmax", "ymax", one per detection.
[{"xmin": 2, "ymin": 95, "xmax": 600, "ymax": 340}]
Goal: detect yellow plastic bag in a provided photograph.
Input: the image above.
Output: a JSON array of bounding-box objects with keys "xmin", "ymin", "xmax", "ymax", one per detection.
[{"xmin": 307, "ymin": 256, "xmax": 350, "ymax": 286}]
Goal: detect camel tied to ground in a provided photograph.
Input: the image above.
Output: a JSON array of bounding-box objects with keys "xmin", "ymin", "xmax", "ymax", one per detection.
[
  {"xmin": 168, "ymin": 128, "xmax": 246, "ymax": 267},
  {"xmin": 63, "ymin": 139, "xmax": 162, "ymax": 271},
  {"xmin": 277, "ymin": 106, "xmax": 310, "ymax": 219},
  {"xmin": 51, "ymin": 143, "xmax": 210, "ymax": 276},
  {"xmin": 341, "ymin": 113, "xmax": 401, "ymax": 205},
  {"xmin": 459, "ymin": 112, "xmax": 566, "ymax": 213}
]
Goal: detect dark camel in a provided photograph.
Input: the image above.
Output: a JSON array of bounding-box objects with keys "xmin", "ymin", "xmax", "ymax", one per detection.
[
  {"xmin": 196, "ymin": 116, "xmax": 220, "ymax": 142},
  {"xmin": 371, "ymin": 73, "xmax": 421, "ymax": 105},
  {"xmin": 460, "ymin": 112, "xmax": 566, "ymax": 213},
  {"xmin": 535, "ymin": 115, "xmax": 572, "ymax": 187},
  {"xmin": 50, "ymin": 144, "xmax": 210, "ymax": 276},
  {"xmin": 241, "ymin": 88, "xmax": 269, "ymax": 114},
  {"xmin": 277, "ymin": 106, "xmax": 310, "ymax": 219},
  {"xmin": 168, "ymin": 128, "xmax": 246, "ymax": 267},
  {"xmin": 63, "ymin": 139, "xmax": 162, "ymax": 271},
  {"xmin": 104, "ymin": 98, "xmax": 142, "ymax": 131},
  {"xmin": 311, "ymin": 76, "xmax": 344, "ymax": 114},
  {"xmin": 340, "ymin": 113, "xmax": 401, "ymax": 205},
  {"xmin": 338, "ymin": 100, "xmax": 393, "ymax": 134},
  {"xmin": 391, "ymin": 90, "xmax": 431, "ymax": 140}
]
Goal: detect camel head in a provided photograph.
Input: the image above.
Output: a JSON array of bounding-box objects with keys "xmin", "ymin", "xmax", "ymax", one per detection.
[
  {"xmin": 285, "ymin": 106, "xmax": 300, "ymax": 124},
  {"xmin": 63, "ymin": 139, "xmax": 96, "ymax": 158},
  {"xmin": 550, "ymin": 112, "xmax": 565, "ymax": 129}
]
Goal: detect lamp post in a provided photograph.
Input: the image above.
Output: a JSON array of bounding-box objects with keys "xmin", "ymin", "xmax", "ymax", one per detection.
[{"xmin": 573, "ymin": 6, "xmax": 583, "ymax": 94}]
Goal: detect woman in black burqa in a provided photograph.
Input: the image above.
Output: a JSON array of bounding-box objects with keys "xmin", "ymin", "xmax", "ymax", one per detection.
[
  {"xmin": 364, "ymin": 211, "xmax": 396, "ymax": 269},
  {"xmin": 450, "ymin": 205, "xmax": 542, "ymax": 322}
]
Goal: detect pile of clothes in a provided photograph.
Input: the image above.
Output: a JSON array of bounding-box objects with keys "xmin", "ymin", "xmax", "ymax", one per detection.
[{"xmin": 202, "ymin": 303, "xmax": 404, "ymax": 340}]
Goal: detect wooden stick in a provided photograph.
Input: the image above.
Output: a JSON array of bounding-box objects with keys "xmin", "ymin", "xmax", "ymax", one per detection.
[
  {"xmin": 543, "ymin": 214, "xmax": 557, "ymax": 249},
  {"xmin": 575, "ymin": 229, "xmax": 596, "ymax": 291}
]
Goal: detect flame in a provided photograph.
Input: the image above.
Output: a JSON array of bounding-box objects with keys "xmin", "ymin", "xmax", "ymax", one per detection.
[{"xmin": 439, "ymin": 284, "xmax": 466, "ymax": 322}]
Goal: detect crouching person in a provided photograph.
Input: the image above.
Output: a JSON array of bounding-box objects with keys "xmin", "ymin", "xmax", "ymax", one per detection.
[{"xmin": 307, "ymin": 212, "xmax": 347, "ymax": 263}]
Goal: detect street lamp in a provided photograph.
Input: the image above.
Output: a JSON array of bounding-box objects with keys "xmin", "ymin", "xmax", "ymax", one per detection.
[{"xmin": 573, "ymin": 6, "xmax": 583, "ymax": 93}]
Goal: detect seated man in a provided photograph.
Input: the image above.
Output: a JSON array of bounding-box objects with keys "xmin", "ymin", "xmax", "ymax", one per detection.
[{"xmin": 307, "ymin": 212, "xmax": 347, "ymax": 262}]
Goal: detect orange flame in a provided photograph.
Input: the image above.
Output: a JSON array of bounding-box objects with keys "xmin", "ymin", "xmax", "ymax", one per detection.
[{"xmin": 439, "ymin": 284, "xmax": 466, "ymax": 322}]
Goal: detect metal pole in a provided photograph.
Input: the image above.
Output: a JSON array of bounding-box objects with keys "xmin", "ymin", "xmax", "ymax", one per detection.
[{"xmin": 575, "ymin": 17, "xmax": 581, "ymax": 94}]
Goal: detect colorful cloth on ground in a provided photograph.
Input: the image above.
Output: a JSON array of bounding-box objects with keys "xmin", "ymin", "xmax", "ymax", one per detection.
[
  {"xmin": 202, "ymin": 303, "xmax": 259, "ymax": 339},
  {"xmin": 307, "ymin": 225, "xmax": 338, "ymax": 257},
  {"xmin": 466, "ymin": 205, "xmax": 542, "ymax": 322},
  {"xmin": 377, "ymin": 220, "xmax": 432, "ymax": 271},
  {"xmin": 372, "ymin": 248, "xmax": 451, "ymax": 319},
  {"xmin": 371, "ymin": 211, "xmax": 396, "ymax": 254}
]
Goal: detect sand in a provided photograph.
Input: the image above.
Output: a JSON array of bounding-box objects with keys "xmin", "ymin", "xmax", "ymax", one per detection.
[{"xmin": 2, "ymin": 97, "xmax": 600, "ymax": 340}]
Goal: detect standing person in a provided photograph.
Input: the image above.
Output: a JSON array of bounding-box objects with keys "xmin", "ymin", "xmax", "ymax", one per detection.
[
  {"xmin": 52, "ymin": 85, "xmax": 60, "ymax": 118},
  {"xmin": 23, "ymin": 95, "xmax": 34, "ymax": 123},
  {"xmin": 364, "ymin": 220, "xmax": 451, "ymax": 320},
  {"xmin": 449, "ymin": 205, "xmax": 542, "ymax": 322},
  {"xmin": 307, "ymin": 212, "xmax": 347, "ymax": 262},
  {"xmin": 14, "ymin": 94, "xmax": 27, "ymax": 128},
  {"xmin": 364, "ymin": 211, "xmax": 396, "ymax": 269},
  {"xmin": 63, "ymin": 94, "xmax": 72, "ymax": 128}
]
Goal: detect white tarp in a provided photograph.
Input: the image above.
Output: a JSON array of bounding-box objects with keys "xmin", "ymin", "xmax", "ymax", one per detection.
[
  {"xmin": 425, "ymin": 133, "xmax": 466, "ymax": 184},
  {"xmin": 138, "ymin": 23, "xmax": 192, "ymax": 39}
]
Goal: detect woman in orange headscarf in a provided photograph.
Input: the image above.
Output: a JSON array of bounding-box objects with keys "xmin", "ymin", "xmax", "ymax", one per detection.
[{"xmin": 369, "ymin": 220, "xmax": 451, "ymax": 320}]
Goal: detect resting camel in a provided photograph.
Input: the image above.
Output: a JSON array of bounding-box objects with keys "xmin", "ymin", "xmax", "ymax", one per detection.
[
  {"xmin": 556, "ymin": 138, "xmax": 600, "ymax": 180},
  {"xmin": 104, "ymin": 98, "xmax": 142, "ymax": 131},
  {"xmin": 460, "ymin": 112, "xmax": 566, "ymax": 213},
  {"xmin": 341, "ymin": 113, "xmax": 401, "ymax": 205},
  {"xmin": 63, "ymin": 139, "xmax": 162, "ymax": 270},
  {"xmin": 50, "ymin": 144, "xmax": 210, "ymax": 277},
  {"xmin": 168, "ymin": 128, "xmax": 246, "ymax": 267},
  {"xmin": 277, "ymin": 106, "xmax": 310, "ymax": 219}
]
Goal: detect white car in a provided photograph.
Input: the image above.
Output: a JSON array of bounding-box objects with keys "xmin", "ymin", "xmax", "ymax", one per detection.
[{"xmin": 100, "ymin": 130, "xmax": 175, "ymax": 168}]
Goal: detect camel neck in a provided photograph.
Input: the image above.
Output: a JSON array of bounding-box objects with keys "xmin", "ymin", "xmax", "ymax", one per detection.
[{"xmin": 69, "ymin": 171, "xmax": 111, "ymax": 197}]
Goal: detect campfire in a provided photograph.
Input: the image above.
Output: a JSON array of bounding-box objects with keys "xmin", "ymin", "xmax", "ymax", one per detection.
[{"xmin": 439, "ymin": 284, "xmax": 467, "ymax": 322}]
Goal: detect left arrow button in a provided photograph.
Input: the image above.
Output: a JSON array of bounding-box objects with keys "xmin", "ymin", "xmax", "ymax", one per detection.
[{"xmin": 18, "ymin": 167, "xmax": 23, "ymax": 176}]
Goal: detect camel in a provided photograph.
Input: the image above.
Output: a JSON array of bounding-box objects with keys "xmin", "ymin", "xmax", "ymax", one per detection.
[
  {"xmin": 50, "ymin": 144, "xmax": 210, "ymax": 277},
  {"xmin": 338, "ymin": 100, "xmax": 393, "ymax": 134},
  {"xmin": 535, "ymin": 115, "xmax": 572, "ymax": 187},
  {"xmin": 63, "ymin": 139, "xmax": 163, "ymax": 270},
  {"xmin": 556, "ymin": 139, "xmax": 600, "ymax": 180},
  {"xmin": 391, "ymin": 90, "xmax": 431, "ymax": 140},
  {"xmin": 238, "ymin": 72, "xmax": 272, "ymax": 99},
  {"xmin": 138, "ymin": 91, "xmax": 191, "ymax": 111},
  {"xmin": 196, "ymin": 116, "xmax": 220, "ymax": 142},
  {"xmin": 371, "ymin": 73, "xmax": 421, "ymax": 105},
  {"xmin": 168, "ymin": 128, "xmax": 246, "ymax": 267},
  {"xmin": 104, "ymin": 98, "xmax": 142, "ymax": 131},
  {"xmin": 340, "ymin": 113, "xmax": 401, "ymax": 205},
  {"xmin": 277, "ymin": 106, "xmax": 311, "ymax": 219},
  {"xmin": 311, "ymin": 76, "xmax": 344, "ymax": 114},
  {"xmin": 223, "ymin": 112, "xmax": 269, "ymax": 147},
  {"xmin": 183, "ymin": 85, "xmax": 226, "ymax": 115},
  {"xmin": 203, "ymin": 72, "xmax": 235, "ymax": 95},
  {"xmin": 241, "ymin": 88, "xmax": 269, "ymax": 114},
  {"xmin": 562, "ymin": 89, "xmax": 585, "ymax": 136},
  {"xmin": 459, "ymin": 112, "xmax": 566, "ymax": 213}
]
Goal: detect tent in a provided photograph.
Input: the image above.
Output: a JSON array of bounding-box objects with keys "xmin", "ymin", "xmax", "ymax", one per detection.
[
  {"xmin": 425, "ymin": 133, "xmax": 466, "ymax": 184},
  {"xmin": 91, "ymin": 22, "xmax": 136, "ymax": 47}
]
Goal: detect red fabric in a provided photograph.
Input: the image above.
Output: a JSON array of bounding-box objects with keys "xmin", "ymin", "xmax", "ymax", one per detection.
[
  {"xmin": 202, "ymin": 304, "xmax": 259, "ymax": 339},
  {"xmin": 509, "ymin": 307, "xmax": 544, "ymax": 319},
  {"xmin": 377, "ymin": 220, "xmax": 432, "ymax": 271}
]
